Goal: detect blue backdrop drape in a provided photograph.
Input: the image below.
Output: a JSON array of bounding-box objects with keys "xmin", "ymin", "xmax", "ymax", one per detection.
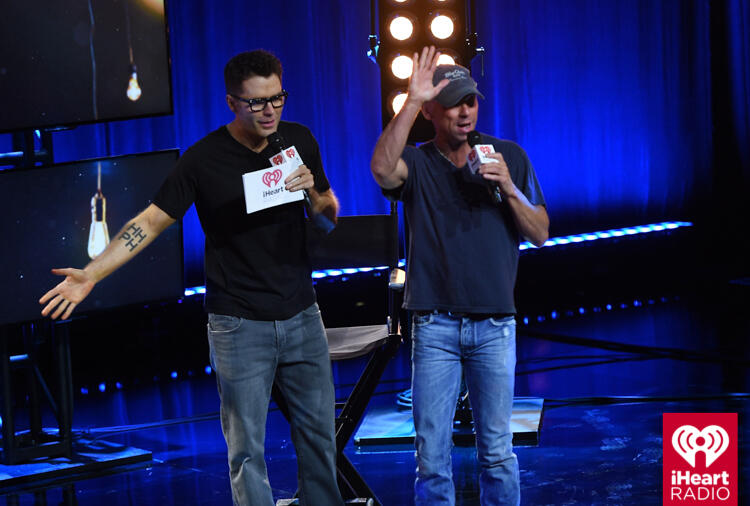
[{"xmin": 2, "ymin": 0, "xmax": 747, "ymax": 283}]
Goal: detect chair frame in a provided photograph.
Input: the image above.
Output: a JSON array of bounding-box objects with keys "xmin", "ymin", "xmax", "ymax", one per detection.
[{"xmin": 272, "ymin": 203, "xmax": 403, "ymax": 505}]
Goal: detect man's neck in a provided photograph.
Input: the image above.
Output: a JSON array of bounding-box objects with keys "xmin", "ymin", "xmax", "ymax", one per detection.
[
  {"xmin": 226, "ymin": 121, "xmax": 267, "ymax": 153},
  {"xmin": 433, "ymin": 136, "xmax": 470, "ymax": 167}
]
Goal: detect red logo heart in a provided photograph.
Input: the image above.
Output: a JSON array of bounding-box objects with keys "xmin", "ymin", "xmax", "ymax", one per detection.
[
  {"xmin": 271, "ymin": 154, "xmax": 284, "ymax": 166},
  {"xmin": 262, "ymin": 169, "xmax": 283, "ymax": 188},
  {"xmin": 285, "ymin": 148, "xmax": 296, "ymax": 159}
]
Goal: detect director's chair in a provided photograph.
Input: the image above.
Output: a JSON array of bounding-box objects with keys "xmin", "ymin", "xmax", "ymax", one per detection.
[{"xmin": 273, "ymin": 203, "xmax": 404, "ymax": 506}]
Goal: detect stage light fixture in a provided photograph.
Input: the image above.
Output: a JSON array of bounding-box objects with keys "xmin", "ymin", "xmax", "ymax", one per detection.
[
  {"xmin": 391, "ymin": 91, "xmax": 408, "ymax": 114},
  {"xmin": 430, "ymin": 14, "xmax": 454, "ymax": 39},
  {"xmin": 391, "ymin": 54, "xmax": 414, "ymax": 79},
  {"xmin": 370, "ymin": 1, "xmax": 482, "ymax": 140},
  {"xmin": 389, "ymin": 15, "xmax": 414, "ymax": 40}
]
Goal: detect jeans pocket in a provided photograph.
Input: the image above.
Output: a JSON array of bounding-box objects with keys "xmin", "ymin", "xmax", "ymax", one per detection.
[
  {"xmin": 489, "ymin": 315, "xmax": 516, "ymax": 327},
  {"xmin": 208, "ymin": 313, "xmax": 243, "ymax": 333},
  {"xmin": 413, "ymin": 312, "xmax": 434, "ymax": 327},
  {"xmin": 302, "ymin": 302, "xmax": 321, "ymax": 317}
]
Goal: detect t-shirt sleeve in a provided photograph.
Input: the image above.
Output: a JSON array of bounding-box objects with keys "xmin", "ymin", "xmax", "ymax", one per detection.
[
  {"xmin": 516, "ymin": 146, "xmax": 546, "ymax": 207},
  {"xmin": 302, "ymin": 129, "xmax": 330, "ymax": 194},
  {"xmin": 499, "ymin": 141, "xmax": 545, "ymax": 208},
  {"xmin": 381, "ymin": 144, "xmax": 419, "ymax": 201},
  {"xmin": 152, "ymin": 150, "xmax": 198, "ymax": 220}
]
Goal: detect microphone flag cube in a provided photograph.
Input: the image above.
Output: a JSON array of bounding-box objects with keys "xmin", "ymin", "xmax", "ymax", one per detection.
[
  {"xmin": 467, "ymin": 144, "xmax": 495, "ymax": 174},
  {"xmin": 269, "ymin": 146, "xmax": 303, "ymax": 169}
]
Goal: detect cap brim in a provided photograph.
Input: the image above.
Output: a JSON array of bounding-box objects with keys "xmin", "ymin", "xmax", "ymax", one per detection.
[{"xmin": 436, "ymin": 88, "xmax": 485, "ymax": 108}]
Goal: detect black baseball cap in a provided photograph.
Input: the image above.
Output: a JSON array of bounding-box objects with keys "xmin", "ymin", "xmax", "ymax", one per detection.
[{"xmin": 432, "ymin": 64, "xmax": 485, "ymax": 107}]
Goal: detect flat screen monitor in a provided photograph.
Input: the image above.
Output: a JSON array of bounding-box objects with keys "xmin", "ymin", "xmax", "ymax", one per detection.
[
  {"xmin": 0, "ymin": 0, "xmax": 172, "ymax": 133},
  {"xmin": 0, "ymin": 150, "xmax": 183, "ymax": 326}
]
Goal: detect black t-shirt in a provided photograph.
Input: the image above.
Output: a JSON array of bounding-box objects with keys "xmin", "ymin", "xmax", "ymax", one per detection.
[
  {"xmin": 391, "ymin": 133, "xmax": 546, "ymax": 314},
  {"xmin": 153, "ymin": 121, "xmax": 331, "ymax": 321}
]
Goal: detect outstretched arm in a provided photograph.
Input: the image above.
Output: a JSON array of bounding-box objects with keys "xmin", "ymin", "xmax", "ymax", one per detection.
[
  {"xmin": 370, "ymin": 46, "xmax": 449, "ymax": 189},
  {"xmin": 39, "ymin": 203, "xmax": 176, "ymax": 319}
]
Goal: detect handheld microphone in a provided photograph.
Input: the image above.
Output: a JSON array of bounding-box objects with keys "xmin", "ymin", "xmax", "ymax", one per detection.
[
  {"xmin": 266, "ymin": 132, "xmax": 335, "ymax": 233},
  {"xmin": 467, "ymin": 130, "xmax": 502, "ymax": 204}
]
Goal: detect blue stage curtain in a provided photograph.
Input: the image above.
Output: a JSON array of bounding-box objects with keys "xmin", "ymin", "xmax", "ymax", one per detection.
[
  {"xmin": 474, "ymin": 0, "xmax": 714, "ymax": 235},
  {"xmin": 3, "ymin": 0, "xmax": 747, "ymax": 281}
]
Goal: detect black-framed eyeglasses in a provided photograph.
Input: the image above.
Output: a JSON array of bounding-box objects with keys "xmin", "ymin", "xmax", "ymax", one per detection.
[{"xmin": 230, "ymin": 90, "xmax": 288, "ymax": 112}]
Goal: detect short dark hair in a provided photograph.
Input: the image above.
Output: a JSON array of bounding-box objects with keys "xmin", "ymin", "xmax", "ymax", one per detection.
[{"xmin": 224, "ymin": 50, "xmax": 283, "ymax": 94}]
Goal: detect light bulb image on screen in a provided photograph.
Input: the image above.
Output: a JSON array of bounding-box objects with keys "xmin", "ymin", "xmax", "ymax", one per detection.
[
  {"xmin": 87, "ymin": 162, "xmax": 110, "ymax": 259},
  {"xmin": 87, "ymin": 192, "xmax": 110, "ymax": 258}
]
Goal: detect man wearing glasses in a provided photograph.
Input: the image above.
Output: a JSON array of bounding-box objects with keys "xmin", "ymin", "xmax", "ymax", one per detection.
[{"xmin": 39, "ymin": 50, "xmax": 343, "ymax": 505}]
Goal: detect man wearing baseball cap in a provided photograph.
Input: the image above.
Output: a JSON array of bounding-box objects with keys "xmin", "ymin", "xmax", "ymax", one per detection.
[{"xmin": 370, "ymin": 46, "xmax": 549, "ymax": 505}]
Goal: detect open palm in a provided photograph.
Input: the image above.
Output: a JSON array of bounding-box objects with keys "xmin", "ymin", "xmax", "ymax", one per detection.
[
  {"xmin": 408, "ymin": 46, "xmax": 450, "ymax": 103},
  {"xmin": 39, "ymin": 268, "xmax": 96, "ymax": 320}
]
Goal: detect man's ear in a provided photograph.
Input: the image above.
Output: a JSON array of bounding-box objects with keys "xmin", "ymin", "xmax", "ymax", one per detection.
[
  {"xmin": 421, "ymin": 101, "xmax": 433, "ymax": 121},
  {"xmin": 226, "ymin": 94, "xmax": 237, "ymax": 113}
]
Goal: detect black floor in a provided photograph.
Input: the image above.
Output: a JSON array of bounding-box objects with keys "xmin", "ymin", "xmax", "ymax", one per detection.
[{"xmin": 2, "ymin": 284, "xmax": 748, "ymax": 505}]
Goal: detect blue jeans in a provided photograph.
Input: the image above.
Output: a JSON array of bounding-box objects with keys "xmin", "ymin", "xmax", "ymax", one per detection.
[
  {"xmin": 207, "ymin": 303, "xmax": 343, "ymax": 506},
  {"xmin": 412, "ymin": 311, "xmax": 520, "ymax": 506}
]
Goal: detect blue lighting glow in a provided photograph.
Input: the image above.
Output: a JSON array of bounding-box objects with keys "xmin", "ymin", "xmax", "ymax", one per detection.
[
  {"xmin": 171, "ymin": 371, "xmax": 178, "ymax": 379},
  {"xmin": 204, "ymin": 365, "xmax": 212, "ymax": 375},
  {"xmin": 98, "ymin": 383, "xmax": 106, "ymax": 393},
  {"xmin": 182, "ymin": 221, "xmax": 692, "ymax": 295}
]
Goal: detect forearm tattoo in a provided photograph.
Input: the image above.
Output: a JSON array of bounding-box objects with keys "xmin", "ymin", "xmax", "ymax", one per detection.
[{"xmin": 119, "ymin": 223, "xmax": 147, "ymax": 252}]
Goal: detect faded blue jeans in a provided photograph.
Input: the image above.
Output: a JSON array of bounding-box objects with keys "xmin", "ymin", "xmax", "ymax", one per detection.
[
  {"xmin": 412, "ymin": 311, "xmax": 520, "ymax": 506},
  {"xmin": 207, "ymin": 303, "xmax": 343, "ymax": 506}
]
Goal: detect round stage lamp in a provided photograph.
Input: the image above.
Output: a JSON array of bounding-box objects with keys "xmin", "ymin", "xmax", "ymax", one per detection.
[
  {"xmin": 437, "ymin": 53, "xmax": 456, "ymax": 65},
  {"xmin": 389, "ymin": 16, "xmax": 414, "ymax": 41},
  {"xmin": 430, "ymin": 14, "xmax": 454, "ymax": 39},
  {"xmin": 391, "ymin": 55, "xmax": 413, "ymax": 80},
  {"xmin": 391, "ymin": 92, "xmax": 408, "ymax": 114}
]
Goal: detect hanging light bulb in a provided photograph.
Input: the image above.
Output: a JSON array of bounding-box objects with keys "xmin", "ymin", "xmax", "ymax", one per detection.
[
  {"xmin": 88, "ymin": 163, "xmax": 110, "ymax": 259},
  {"xmin": 127, "ymin": 63, "xmax": 142, "ymax": 101}
]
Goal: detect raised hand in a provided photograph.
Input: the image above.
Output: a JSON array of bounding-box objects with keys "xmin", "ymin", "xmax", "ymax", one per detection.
[
  {"xmin": 39, "ymin": 268, "xmax": 96, "ymax": 320},
  {"xmin": 407, "ymin": 46, "xmax": 450, "ymax": 104}
]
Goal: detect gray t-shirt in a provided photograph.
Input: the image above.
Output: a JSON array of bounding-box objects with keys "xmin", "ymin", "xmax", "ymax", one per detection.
[{"xmin": 388, "ymin": 133, "xmax": 546, "ymax": 314}]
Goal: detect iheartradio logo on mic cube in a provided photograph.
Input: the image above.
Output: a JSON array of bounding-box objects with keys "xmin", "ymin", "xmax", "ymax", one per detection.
[
  {"xmin": 663, "ymin": 413, "xmax": 737, "ymax": 505},
  {"xmin": 466, "ymin": 144, "xmax": 495, "ymax": 174}
]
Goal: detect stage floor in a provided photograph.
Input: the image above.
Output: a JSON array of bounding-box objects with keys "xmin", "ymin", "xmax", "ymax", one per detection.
[
  {"xmin": 354, "ymin": 397, "xmax": 544, "ymax": 446},
  {"xmin": 1, "ymin": 289, "xmax": 748, "ymax": 505}
]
